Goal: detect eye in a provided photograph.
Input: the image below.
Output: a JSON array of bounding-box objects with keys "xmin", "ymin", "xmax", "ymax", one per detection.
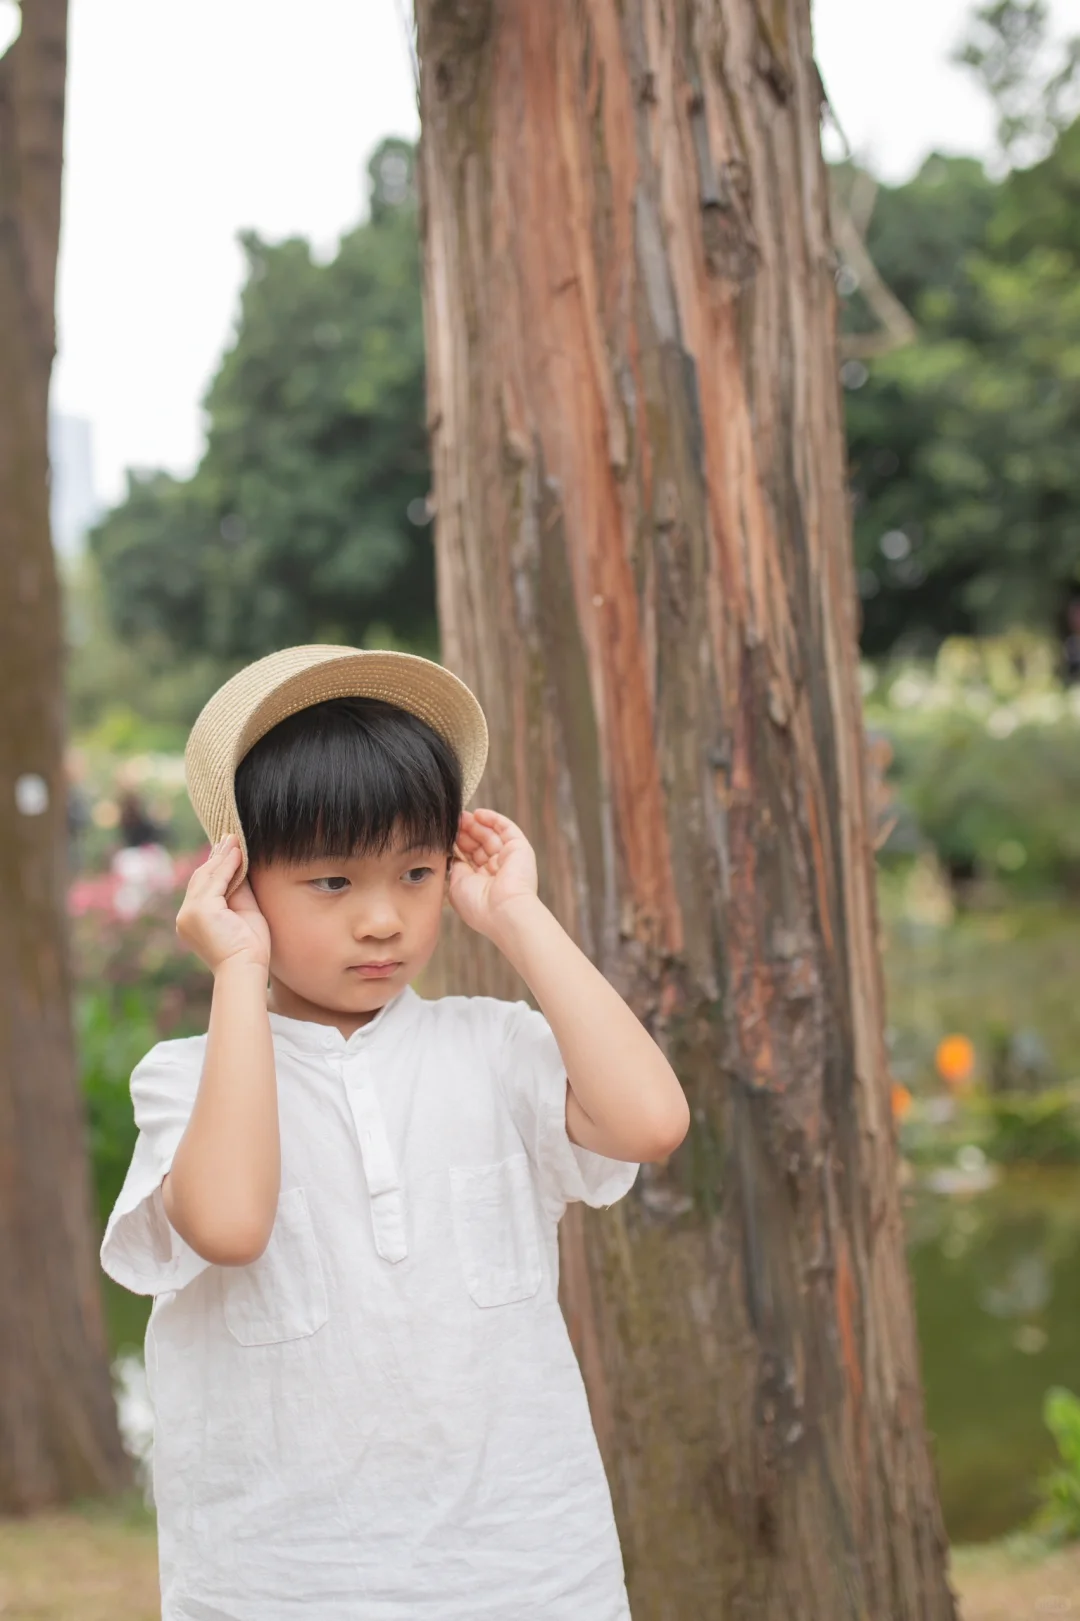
[
  {"xmin": 403, "ymin": 866, "xmax": 434, "ymax": 885},
  {"xmin": 310, "ymin": 876, "xmax": 350, "ymax": 893}
]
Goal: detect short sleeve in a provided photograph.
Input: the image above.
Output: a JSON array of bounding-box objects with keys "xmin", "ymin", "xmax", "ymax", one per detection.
[
  {"xmin": 498, "ymin": 1001, "xmax": 639, "ymax": 1220},
  {"xmin": 99, "ymin": 1040, "xmax": 210, "ymax": 1297}
]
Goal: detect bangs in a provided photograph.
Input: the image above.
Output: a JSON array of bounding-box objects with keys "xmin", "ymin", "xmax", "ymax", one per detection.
[{"xmin": 234, "ymin": 697, "xmax": 463, "ymax": 868}]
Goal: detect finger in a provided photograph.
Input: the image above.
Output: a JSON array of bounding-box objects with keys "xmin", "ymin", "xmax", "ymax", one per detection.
[
  {"xmin": 227, "ymin": 878, "xmax": 258, "ymax": 911},
  {"xmin": 457, "ymin": 810, "xmax": 499, "ymax": 849},
  {"xmin": 200, "ymin": 836, "xmax": 234, "ymax": 869},
  {"xmin": 471, "ymin": 808, "xmax": 520, "ymax": 844},
  {"xmin": 204, "ymin": 843, "xmax": 241, "ymax": 893},
  {"xmin": 472, "ymin": 820, "xmax": 504, "ymax": 858},
  {"xmin": 463, "ymin": 808, "xmax": 502, "ymax": 842}
]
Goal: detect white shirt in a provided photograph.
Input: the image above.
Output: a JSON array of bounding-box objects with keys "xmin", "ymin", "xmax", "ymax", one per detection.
[{"xmin": 100, "ymin": 986, "xmax": 638, "ymax": 1620}]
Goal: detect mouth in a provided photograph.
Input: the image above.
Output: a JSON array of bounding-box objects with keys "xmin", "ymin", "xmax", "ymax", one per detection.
[{"xmin": 348, "ymin": 961, "xmax": 402, "ymax": 979}]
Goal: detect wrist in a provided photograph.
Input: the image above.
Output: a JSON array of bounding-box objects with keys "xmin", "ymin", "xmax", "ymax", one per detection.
[
  {"xmin": 213, "ymin": 956, "xmax": 270, "ymax": 986},
  {"xmin": 484, "ymin": 892, "xmax": 549, "ymax": 958}
]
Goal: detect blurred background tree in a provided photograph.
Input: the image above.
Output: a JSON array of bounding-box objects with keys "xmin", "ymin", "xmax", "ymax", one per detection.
[
  {"xmin": 0, "ymin": 0, "xmax": 130, "ymax": 1510},
  {"xmin": 840, "ymin": 1, "xmax": 1080, "ymax": 658},
  {"xmin": 83, "ymin": 138, "xmax": 433, "ymax": 712}
]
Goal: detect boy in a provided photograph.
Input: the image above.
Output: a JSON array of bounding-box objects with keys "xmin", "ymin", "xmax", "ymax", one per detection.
[{"xmin": 101, "ymin": 644, "xmax": 689, "ymax": 1620}]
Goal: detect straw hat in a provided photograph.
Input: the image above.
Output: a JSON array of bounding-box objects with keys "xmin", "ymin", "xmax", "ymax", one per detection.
[{"xmin": 184, "ymin": 645, "xmax": 488, "ymax": 895}]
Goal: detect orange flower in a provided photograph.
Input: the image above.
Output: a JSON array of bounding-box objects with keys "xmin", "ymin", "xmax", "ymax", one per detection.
[
  {"xmin": 935, "ymin": 1034, "xmax": 976, "ymax": 1090},
  {"xmin": 891, "ymin": 1082, "xmax": 913, "ymax": 1121}
]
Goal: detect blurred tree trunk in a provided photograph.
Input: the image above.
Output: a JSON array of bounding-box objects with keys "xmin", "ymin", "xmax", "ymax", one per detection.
[
  {"xmin": 0, "ymin": 2, "xmax": 130, "ymax": 1509},
  {"xmin": 416, "ymin": 2, "xmax": 956, "ymax": 1617}
]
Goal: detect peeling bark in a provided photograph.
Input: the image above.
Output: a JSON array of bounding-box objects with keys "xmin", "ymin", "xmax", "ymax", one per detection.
[
  {"xmin": 0, "ymin": 3, "xmax": 131, "ymax": 1509},
  {"xmin": 416, "ymin": 1, "xmax": 956, "ymax": 1615}
]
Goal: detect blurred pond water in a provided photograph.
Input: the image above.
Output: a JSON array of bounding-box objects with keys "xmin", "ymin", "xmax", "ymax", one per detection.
[
  {"xmin": 102, "ymin": 1166, "xmax": 1080, "ymax": 1542},
  {"xmin": 908, "ymin": 1167, "xmax": 1080, "ymax": 1543}
]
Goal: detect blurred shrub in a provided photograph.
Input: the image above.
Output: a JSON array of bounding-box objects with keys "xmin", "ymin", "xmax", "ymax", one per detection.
[
  {"xmin": 866, "ymin": 636, "xmax": 1080, "ymax": 893},
  {"xmin": 74, "ymin": 889, "xmax": 212, "ymax": 1224},
  {"xmin": 899, "ymin": 1091, "xmax": 1080, "ymax": 1170},
  {"xmin": 1035, "ymin": 1387, "xmax": 1080, "ymax": 1544},
  {"xmin": 889, "ymin": 716, "xmax": 1080, "ymax": 891},
  {"xmin": 79, "ymin": 987, "xmax": 159, "ymax": 1229},
  {"xmin": 898, "ymin": 1106, "xmax": 991, "ymax": 1169},
  {"xmin": 979, "ymin": 1090, "xmax": 1080, "ymax": 1166}
]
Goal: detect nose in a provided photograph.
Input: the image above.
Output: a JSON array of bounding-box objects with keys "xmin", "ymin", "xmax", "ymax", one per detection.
[{"xmin": 354, "ymin": 892, "xmax": 402, "ymax": 943}]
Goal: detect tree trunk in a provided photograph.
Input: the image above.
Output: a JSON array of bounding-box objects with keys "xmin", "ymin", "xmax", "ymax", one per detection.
[
  {"xmin": 0, "ymin": 3, "xmax": 131, "ymax": 1510},
  {"xmin": 415, "ymin": 2, "xmax": 957, "ymax": 1616}
]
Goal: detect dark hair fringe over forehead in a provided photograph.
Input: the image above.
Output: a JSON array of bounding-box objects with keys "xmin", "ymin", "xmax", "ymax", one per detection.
[{"xmin": 233, "ymin": 696, "xmax": 463, "ymax": 869}]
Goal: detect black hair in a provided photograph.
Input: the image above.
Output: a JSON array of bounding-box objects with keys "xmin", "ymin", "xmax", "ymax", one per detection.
[{"xmin": 234, "ymin": 696, "xmax": 463, "ymax": 868}]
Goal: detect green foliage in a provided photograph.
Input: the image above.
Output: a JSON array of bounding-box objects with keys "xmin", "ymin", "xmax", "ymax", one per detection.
[
  {"xmin": 844, "ymin": 134, "xmax": 1080, "ymax": 656},
  {"xmin": 79, "ymin": 988, "xmax": 158, "ymax": 1230},
  {"xmin": 90, "ymin": 139, "xmax": 436, "ymax": 675},
  {"xmin": 857, "ymin": 247, "xmax": 1080, "ymax": 643},
  {"xmin": 980, "ymin": 1091, "xmax": 1080, "ymax": 1165},
  {"xmin": 73, "ymin": 891, "xmax": 212, "ymax": 1224},
  {"xmin": 888, "ymin": 714, "xmax": 1080, "ymax": 890},
  {"xmin": 843, "ymin": 155, "xmax": 997, "ymax": 336},
  {"xmin": 63, "ymin": 553, "xmax": 233, "ymax": 747},
  {"xmin": 993, "ymin": 118, "xmax": 1080, "ymax": 262},
  {"xmin": 871, "ymin": 640, "xmax": 1080, "ymax": 890},
  {"xmin": 1035, "ymin": 1386, "xmax": 1080, "ymax": 1541},
  {"xmin": 841, "ymin": 4, "xmax": 1080, "ymax": 658}
]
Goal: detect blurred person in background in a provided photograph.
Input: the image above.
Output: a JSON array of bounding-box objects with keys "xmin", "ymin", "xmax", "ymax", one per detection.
[
  {"xmin": 117, "ymin": 787, "xmax": 170, "ymax": 850},
  {"xmin": 65, "ymin": 747, "xmax": 92, "ymax": 875}
]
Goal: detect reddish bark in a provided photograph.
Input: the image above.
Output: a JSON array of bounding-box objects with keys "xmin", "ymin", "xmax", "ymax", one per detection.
[{"xmin": 416, "ymin": 0, "xmax": 956, "ymax": 1615}]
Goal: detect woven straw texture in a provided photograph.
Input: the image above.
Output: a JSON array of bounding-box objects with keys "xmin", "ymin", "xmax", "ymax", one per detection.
[{"xmin": 184, "ymin": 646, "xmax": 488, "ymax": 894}]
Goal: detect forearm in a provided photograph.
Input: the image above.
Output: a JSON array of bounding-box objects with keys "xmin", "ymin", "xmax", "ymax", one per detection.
[
  {"xmin": 162, "ymin": 961, "xmax": 280, "ymax": 1264},
  {"xmin": 489, "ymin": 896, "xmax": 689, "ymax": 1160}
]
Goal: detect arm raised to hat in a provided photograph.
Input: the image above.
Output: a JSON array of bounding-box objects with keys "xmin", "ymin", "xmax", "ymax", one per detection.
[
  {"xmin": 449, "ymin": 809, "xmax": 690, "ymax": 1163},
  {"xmin": 162, "ymin": 836, "xmax": 280, "ymax": 1266}
]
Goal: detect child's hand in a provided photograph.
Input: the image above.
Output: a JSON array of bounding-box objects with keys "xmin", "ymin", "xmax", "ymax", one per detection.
[
  {"xmin": 448, "ymin": 809, "xmax": 538, "ymax": 938},
  {"xmin": 176, "ymin": 835, "xmax": 271, "ymax": 975}
]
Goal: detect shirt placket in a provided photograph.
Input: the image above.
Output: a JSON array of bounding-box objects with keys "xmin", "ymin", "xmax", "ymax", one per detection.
[{"xmin": 339, "ymin": 1048, "xmax": 408, "ymax": 1264}]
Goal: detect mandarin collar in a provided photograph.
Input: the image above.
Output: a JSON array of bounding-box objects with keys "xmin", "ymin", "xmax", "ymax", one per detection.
[{"xmin": 267, "ymin": 984, "xmax": 418, "ymax": 1057}]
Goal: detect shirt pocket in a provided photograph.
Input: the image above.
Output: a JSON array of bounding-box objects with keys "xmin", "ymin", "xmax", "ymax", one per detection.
[
  {"xmin": 222, "ymin": 1185, "xmax": 329, "ymax": 1346},
  {"xmin": 449, "ymin": 1151, "xmax": 543, "ymax": 1309}
]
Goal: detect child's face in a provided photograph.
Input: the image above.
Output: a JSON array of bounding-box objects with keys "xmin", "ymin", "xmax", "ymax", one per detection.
[{"xmin": 247, "ymin": 829, "xmax": 451, "ymax": 1030}]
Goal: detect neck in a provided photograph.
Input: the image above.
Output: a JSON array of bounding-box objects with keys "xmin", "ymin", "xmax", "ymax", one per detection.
[{"xmin": 266, "ymin": 973, "xmax": 398, "ymax": 1039}]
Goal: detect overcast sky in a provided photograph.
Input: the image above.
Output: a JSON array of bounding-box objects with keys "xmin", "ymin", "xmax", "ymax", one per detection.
[{"xmin": 39, "ymin": 0, "xmax": 1080, "ymax": 506}]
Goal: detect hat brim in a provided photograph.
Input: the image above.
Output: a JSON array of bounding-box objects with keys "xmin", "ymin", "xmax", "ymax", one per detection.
[{"xmin": 184, "ymin": 645, "xmax": 488, "ymax": 896}]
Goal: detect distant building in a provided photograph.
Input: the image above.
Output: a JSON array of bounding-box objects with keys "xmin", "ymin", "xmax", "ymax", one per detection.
[{"xmin": 49, "ymin": 412, "xmax": 102, "ymax": 557}]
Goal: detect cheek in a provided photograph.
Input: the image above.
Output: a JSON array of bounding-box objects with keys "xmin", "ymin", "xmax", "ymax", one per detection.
[
  {"xmin": 413, "ymin": 887, "xmax": 447, "ymax": 942},
  {"xmin": 255, "ymin": 894, "xmax": 330, "ymax": 969}
]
